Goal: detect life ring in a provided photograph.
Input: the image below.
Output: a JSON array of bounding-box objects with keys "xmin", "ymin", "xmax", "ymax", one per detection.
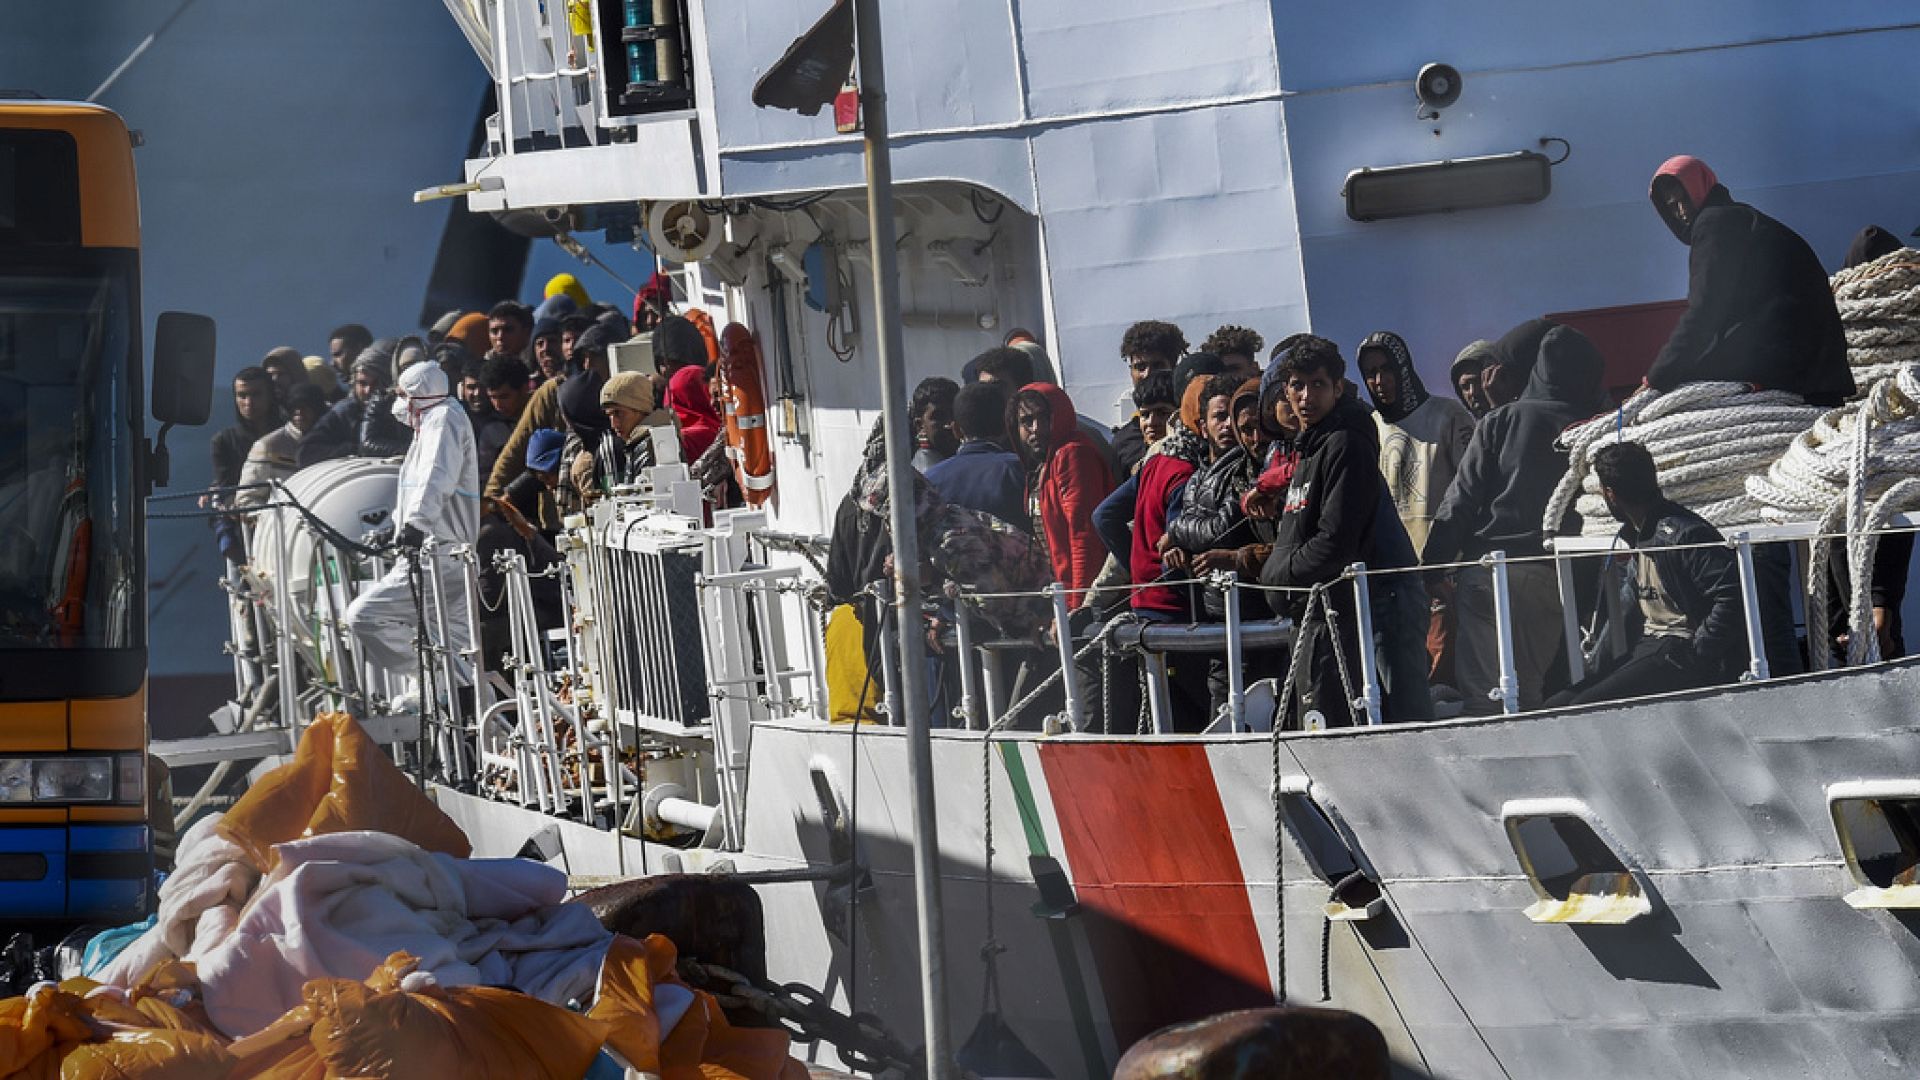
[
  {"xmin": 685, "ymin": 308, "xmax": 721, "ymax": 365},
  {"xmin": 719, "ymin": 323, "xmax": 777, "ymax": 507}
]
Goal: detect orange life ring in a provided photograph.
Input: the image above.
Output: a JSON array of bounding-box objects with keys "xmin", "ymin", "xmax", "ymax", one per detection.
[
  {"xmin": 685, "ymin": 308, "xmax": 721, "ymax": 365},
  {"xmin": 719, "ymin": 323, "xmax": 777, "ymax": 507}
]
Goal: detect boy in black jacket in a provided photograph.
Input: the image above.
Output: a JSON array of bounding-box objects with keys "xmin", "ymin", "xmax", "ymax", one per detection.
[{"xmin": 1259, "ymin": 337, "xmax": 1418, "ymax": 728}]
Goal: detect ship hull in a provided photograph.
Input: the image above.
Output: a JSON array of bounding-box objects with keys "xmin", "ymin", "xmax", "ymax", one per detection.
[{"xmin": 437, "ymin": 656, "xmax": 1920, "ymax": 1078}]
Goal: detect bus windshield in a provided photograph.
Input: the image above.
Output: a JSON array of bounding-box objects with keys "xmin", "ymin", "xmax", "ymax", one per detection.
[{"xmin": 0, "ymin": 269, "xmax": 135, "ymax": 649}]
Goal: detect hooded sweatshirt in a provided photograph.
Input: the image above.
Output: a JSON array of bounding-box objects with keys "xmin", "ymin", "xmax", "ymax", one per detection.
[
  {"xmin": 1424, "ymin": 324, "xmax": 1605, "ymax": 564},
  {"xmin": 1844, "ymin": 225, "xmax": 1903, "ymax": 270},
  {"xmin": 1646, "ymin": 155, "xmax": 1852, "ymax": 405},
  {"xmin": 666, "ymin": 365, "xmax": 722, "ymax": 463},
  {"xmin": 1259, "ymin": 395, "xmax": 1410, "ymax": 594},
  {"xmin": 1359, "ymin": 331, "xmax": 1477, "ymax": 556},
  {"xmin": 1019, "ymin": 382, "xmax": 1115, "ymax": 607},
  {"xmin": 1449, "ymin": 339, "xmax": 1496, "ymax": 419}
]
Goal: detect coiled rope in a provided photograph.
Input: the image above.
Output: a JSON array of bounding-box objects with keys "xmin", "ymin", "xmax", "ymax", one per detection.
[{"xmin": 1545, "ymin": 381, "xmax": 1825, "ymax": 537}]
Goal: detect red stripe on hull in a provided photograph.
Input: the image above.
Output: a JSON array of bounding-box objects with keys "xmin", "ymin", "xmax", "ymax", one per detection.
[{"xmin": 1038, "ymin": 742, "xmax": 1272, "ymax": 1049}]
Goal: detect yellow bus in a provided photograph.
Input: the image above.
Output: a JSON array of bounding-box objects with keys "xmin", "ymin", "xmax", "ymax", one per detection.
[{"xmin": 0, "ymin": 97, "xmax": 211, "ymax": 920}]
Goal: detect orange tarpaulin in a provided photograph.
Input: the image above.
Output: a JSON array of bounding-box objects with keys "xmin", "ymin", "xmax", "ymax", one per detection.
[
  {"xmin": 217, "ymin": 713, "xmax": 470, "ymax": 871},
  {"xmin": 232, "ymin": 952, "xmax": 609, "ymax": 1080},
  {"xmin": 590, "ymin": 934, "xmax": 806, "ymax": 1080}
]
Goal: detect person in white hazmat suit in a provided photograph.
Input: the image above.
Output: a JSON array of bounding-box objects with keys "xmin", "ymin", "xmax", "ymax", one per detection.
[{"xmin": 344, "ymin": 361, "xmax": 479, "ymax": 685}]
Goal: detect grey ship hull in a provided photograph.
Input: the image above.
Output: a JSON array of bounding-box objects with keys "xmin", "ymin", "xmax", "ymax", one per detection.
[{"xmin": 438, "ymin": 655, "xmax": 1920, "ymax": 1078}]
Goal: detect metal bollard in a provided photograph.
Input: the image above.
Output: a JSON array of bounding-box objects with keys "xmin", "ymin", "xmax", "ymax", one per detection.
[
  {"xmin": 1049, "ymin": 583, "xmax": 1087, "ymax": 733},
  {"xmin": 1488, "ymin": 551, "xmax": 1520, "ymax": 715}
]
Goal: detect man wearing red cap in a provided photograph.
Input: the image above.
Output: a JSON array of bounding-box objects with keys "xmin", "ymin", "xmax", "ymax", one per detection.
[{"xmin": 1645, "ymin": 154, "xmax": 1852, "ymax": 405}]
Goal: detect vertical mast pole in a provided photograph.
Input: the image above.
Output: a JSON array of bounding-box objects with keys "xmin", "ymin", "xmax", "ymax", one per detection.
[{"xmin": 853, "ymin": 0, "xmax": 952, "ymax": 1073}]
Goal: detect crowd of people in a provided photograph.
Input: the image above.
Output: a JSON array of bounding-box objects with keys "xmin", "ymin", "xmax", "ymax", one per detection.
[
  {"xmin": 823, "ymin": 156, "xmax": 1900, "ymax": 731},
  {"xmin": 206, "ymin": 271, "xmax": 738, "ymax": 687},
  {"xmin": 208, "ymin": 156, "xmax": 1905, "ymax": 729}
]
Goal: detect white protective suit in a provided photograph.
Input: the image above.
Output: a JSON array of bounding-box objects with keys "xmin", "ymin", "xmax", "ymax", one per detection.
[{"xmin": 343, "ymin": 362, "xmax": 480, "ymax": 678}]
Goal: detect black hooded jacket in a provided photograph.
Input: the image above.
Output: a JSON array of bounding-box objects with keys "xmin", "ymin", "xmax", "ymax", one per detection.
[
  {"xmin": 1259, "ymin": 396, "xmax": 1400, "ymax": 592},
  {"xmin": 1424, "ymin": 324, "xmax": 1604, "ymax": 564},
  {"xmin": 1481, "ymin": 318, "xmax": 1555, "ymax": 406},
  {"xmin": 1648, "ymin": 186, "xmax": 1852, "ymax": 405}
]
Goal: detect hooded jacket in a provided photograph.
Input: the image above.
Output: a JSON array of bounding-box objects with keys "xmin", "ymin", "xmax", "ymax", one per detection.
[
  {"xmin": 1449, "ymin": 339, "xmax": 1496, "ymax": 419},
  {"xmin": 296, "ymin": 383, "xmax": 412, "ymax": 468},
  {"xmin": 1165, "ymin": 379, "xmax": 1271, "ymax": 568},
  {"xmin": 1259, "ymin": 396, "xmax": 1411, "ymax": 593},
  {"xmin": 666, "ymin": 365, "xmax": 722, "ymax": 463},
  {"xmin": 1019, "ymin": 383, "xmax": 1115, "ymax": 607},
  {"xmin": 1359, "ymin": 331, "xmax": 1477, "ymax": 556},
  {"xmin": 1480, "ymin": 318, "xmax": 1556, "ymax": 408},
  {"xmin": 1424, "ymin": 324, "xmax": 1604, "ymax": 564},
  {"xmin": 1646, "ymin": 156, "xmax": 1852, "ymax": 405},
  {"xmin": 1844, "ymin": 225, "xmax": 1902, "ymax": 270}
]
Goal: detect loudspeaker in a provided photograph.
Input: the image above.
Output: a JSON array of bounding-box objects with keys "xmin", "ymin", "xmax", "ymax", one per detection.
[{"xmin": 1416, "ymin": 63, "xmax": 1463, "ymax": 114}]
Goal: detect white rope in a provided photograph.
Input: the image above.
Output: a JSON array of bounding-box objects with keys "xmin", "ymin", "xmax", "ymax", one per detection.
[{"xmin": 1546, "ymin": 382, "xmax": 1824, "ymax": 538}]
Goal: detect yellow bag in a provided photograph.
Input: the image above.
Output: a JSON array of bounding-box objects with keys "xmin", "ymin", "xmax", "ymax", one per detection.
[
  {"xmin": 823, "ymin": 604, "xmax": 882, "ymax": 724},
  {"xmin": 217, "ymin": 713, "xmax": 471, "ymax": 871}
]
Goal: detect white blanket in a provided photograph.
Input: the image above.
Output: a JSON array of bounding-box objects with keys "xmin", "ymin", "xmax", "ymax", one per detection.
[
  {"xmin": 98, "ymin": 815, "xmax": 258, "ymax": 988},
  {"xmin": 104, "ymin": 820, "xmax": 612, "ymax": 1037}
]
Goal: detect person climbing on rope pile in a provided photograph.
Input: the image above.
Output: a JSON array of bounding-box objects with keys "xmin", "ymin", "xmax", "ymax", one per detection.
[{"xmin": 1645, "ymin": 154, "xmax": 1853, "ymax": 405}]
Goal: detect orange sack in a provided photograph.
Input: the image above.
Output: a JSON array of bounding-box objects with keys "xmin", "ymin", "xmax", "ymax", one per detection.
[{"xmin": 217, "ymin": 712, "xmax": 470, "ymax": 871}]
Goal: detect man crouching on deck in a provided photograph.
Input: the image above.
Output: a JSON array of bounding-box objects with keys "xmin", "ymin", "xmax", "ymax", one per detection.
[{"xmin": 1546, "ymin": 441, "xmax": 1746, "ymax": 708}]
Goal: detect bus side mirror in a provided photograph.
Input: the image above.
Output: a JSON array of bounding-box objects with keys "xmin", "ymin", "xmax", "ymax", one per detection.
[
  {"xmin": 152, "ymin": 312, "xmax": 215, "ymax": 426},
  {"xmin": 148, "ymin": 312, "xmax": 216, "ymax": 489}
]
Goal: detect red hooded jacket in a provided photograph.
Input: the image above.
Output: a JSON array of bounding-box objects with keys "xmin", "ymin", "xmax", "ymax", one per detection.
[
  {"xmin": 666, "ymin": 365, "xmax": 722, "ymax": 462},
  {"xmin": 1019, "ymin": 383, "xmax": 1115, "ymax": 607}
]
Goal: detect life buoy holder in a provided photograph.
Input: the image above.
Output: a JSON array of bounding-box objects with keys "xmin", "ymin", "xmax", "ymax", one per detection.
[{"xmin": 720, "ymin": 322, "xmax": 777, "ymax": 507}]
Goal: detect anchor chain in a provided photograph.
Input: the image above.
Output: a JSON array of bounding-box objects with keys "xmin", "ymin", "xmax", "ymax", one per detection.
[{"xmin": 679, "ymin": 959, "xmax": 920, "ymax": 1076}]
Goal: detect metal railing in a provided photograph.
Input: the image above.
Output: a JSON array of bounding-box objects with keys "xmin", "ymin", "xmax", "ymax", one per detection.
[{"xmin": 226, "ymin": 462, "xmax": 1920, "ymax": 847}]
